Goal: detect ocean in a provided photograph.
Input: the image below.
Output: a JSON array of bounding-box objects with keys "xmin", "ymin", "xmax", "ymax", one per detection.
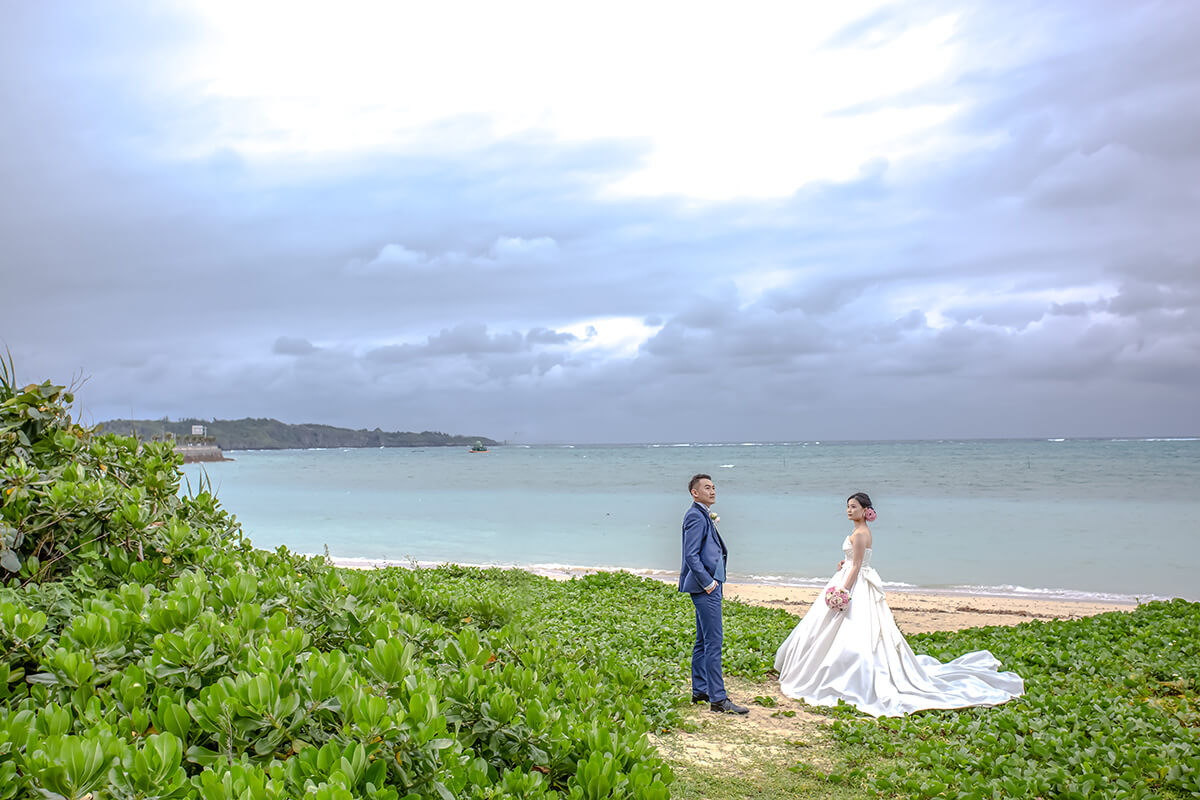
[{"xmin": 181, "ymin": 438, "xmax": 1200, "ymax": 602}]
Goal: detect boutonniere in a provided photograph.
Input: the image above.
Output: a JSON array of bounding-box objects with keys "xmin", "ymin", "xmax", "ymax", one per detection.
[{"xmin": 709, "ymin": 511, "xmax": 720, "ymax": 524}]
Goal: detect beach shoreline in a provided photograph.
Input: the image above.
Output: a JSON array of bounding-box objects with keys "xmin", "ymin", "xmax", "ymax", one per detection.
[
  {"xmin": 328, "ymin": 556, "xmax": 1140, "ymax": 634},
  {"xmin": 721, "ymin": 582, "xmax": 1135, "ymax": 634}
]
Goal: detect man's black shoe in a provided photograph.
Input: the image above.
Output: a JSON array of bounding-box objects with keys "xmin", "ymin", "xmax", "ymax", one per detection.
[
  {"xmin": 710, "ymin": 698, "xmax": 750, "ymax": 715},
  {"xmin": 691, "ymin": 693, "xmax": 709, "ymax": 704}
]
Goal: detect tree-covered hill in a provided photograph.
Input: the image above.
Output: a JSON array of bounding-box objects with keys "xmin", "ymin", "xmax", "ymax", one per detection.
[{"xmin": 98, "ymin": 417, "xmax": 499, "ymax": 451}]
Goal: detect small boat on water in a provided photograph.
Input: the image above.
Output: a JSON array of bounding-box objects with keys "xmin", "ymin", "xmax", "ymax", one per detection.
[{"xmin": 469, "ymin": 440, "xmax": 489, "ymax": 453}]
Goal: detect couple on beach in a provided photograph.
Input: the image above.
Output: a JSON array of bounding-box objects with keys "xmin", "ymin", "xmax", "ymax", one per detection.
[{"xmin": 679, "ymin": 474, "xmax": 1024, "ymax": 717}]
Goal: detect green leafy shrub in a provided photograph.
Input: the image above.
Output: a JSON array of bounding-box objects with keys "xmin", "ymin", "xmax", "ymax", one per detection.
[
  {"xmin": 1, "ymin": 357, "xmax": 249, "ymax": 587},
  {"xmin": 0, "ymin": 363, "xmax": 674, "ymax": 799},
  {"xmin": 826, "ymin": 602, "xmax": 1200, "ymax": 799}
]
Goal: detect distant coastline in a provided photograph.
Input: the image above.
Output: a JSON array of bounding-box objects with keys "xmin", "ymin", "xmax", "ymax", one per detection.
[{"xmin": 98, "ymin": 417, "xmax": 498, "ymax": 451}]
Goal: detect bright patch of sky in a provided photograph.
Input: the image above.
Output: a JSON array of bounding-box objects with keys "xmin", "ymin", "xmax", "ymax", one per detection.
[
  {"xmin": 186, "ymin": 0, "xmax": 961, "ymax": 199},
  {"xmin": 563, "ymin": 317, "xmax": 661, "ymax": 359}
]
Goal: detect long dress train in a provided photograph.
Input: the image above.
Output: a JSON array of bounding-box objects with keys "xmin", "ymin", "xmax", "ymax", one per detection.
[{"xmin": 773, "ymin": 537, "xmax": 1024, "ymax": 717}]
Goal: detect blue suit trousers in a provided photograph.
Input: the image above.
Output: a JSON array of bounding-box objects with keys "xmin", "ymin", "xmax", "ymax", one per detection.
[{"xmin": 690, "ymin": 583, "xmax": 725, "ymax": 703}]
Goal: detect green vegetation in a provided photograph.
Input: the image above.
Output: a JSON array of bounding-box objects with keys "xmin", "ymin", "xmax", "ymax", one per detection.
[
  {"xmin": 98, "ymin": 418, "xmax": 498, "ymax": 451},
  {"xmin": 4, "ymin": 361, "xmax": 1198, "ymax": 799},
  {"xmin": 834, "ymin": 604, "xmax": 1200, "ymax": 799},
  {"xmin": 3, "ymin": 365, "xmax": 666, "ymax": 798},
  {"xmin": 399, "ymin": 570, "xmax": 1200, "ymax": 800}
]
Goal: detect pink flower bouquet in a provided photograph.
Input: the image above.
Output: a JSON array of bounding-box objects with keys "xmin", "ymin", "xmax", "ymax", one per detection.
[{"xmin": 824, "ymin": 586, "xmax": 850, "ymax": 611}]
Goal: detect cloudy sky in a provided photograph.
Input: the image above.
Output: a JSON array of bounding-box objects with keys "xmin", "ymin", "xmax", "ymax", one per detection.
[{"xmin": 2, "ymin": 1, "xmax": 1197, "ymax": 443}]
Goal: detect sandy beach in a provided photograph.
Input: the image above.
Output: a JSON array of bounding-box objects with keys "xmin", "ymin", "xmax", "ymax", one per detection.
[
  {"xmin": 331, "ymin": 557, "xmax": 1137, "ymax": 633},
  {"xmin": 721, "ymin": 582, "xmax": 1136, "ymax": 634}
]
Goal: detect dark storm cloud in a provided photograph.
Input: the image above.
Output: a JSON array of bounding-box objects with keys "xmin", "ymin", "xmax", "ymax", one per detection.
[
  {"xmin": 365, "ymin": 323, "xmax": 576, "ymax": 364},
  {"xmin": 2, "ymin": 1, "xmax": 1198, "ymax": 440},
  {"xmin": 641, "ymin": 299, "xmax": 835, "ymax": 371},
  {"xmin": 273, "ymin": 337, "xmax": 317, "ymax": 356},
  {"xmin": 526, "ymin": 328, "xmax": 578, "ymax": 346},
  {"xmin": 1106, "ymin": 281, "xmax": 1200, "ymax": 317},
  {"xmin": 762, "ymin": 281, "xmax": 865, "ymax": 316}
]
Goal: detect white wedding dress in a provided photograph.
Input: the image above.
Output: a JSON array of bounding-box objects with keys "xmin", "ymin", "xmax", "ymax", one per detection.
[{"xmin": 774, "ymin": 536, "xmax": 1024, "ymax": 717}]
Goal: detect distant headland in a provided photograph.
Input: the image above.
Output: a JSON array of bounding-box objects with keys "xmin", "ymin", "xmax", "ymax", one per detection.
[{"xmin": 98, "ymin": 417, "xmax": 499, "ymax": 456}]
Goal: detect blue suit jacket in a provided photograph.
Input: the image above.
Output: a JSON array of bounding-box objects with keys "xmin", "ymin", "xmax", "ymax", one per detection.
[{"xmin": 678, "ymin": 502, "xmax": 728, "ymax": 593}]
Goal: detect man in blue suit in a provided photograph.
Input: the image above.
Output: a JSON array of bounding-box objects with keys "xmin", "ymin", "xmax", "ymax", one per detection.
[{"xmin": 679, "ymin": 473, "xmax": 749, "ymax": 714}]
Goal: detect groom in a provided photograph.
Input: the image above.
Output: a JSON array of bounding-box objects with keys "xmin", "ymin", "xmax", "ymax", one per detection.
[{"xmin": 679, "ymin": 474, "xmax": 749, "ymax": 714}]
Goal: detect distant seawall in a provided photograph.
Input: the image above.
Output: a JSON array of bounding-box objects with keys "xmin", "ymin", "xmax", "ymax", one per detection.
[{"xmin": 175, "ymin": 445, "xmax": 229, "ymax": 463}]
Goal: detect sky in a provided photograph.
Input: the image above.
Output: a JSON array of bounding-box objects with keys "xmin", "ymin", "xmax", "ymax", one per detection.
[{"xmin": 2, "ymin": 0, "xmax": 1198, "ymax": 443}]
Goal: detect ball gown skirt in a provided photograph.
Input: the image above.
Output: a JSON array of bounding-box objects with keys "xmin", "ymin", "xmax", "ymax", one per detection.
[{"xmin": 774, "ymin": 538, "xmax": 1024, "ymax": 717}]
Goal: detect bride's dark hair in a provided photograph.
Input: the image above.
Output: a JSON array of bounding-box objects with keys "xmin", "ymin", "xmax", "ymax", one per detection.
[{"xmin": 847, "ymin": 492, "xmax": 873, "ymax": 509}]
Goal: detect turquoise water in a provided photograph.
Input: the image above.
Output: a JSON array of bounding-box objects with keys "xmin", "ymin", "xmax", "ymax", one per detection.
[{"xmin": 182, "ymin": 439, "xmax": 1200, "ymax": 601}]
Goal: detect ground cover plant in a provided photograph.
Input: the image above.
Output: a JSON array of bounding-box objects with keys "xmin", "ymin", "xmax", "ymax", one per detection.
[
  {"xmin": 428, "ymin": 568, "xmax": 1200, "ymax": 800},
  {"xmin": 419, "ymin": 566, "xmax": 797, "ymax": 731},
  {"xmin": 1, "ymin": 364, "xmax": 674, "ymax": 799},
  {"xmin": 832, "ymin": 601, "xmax": 1200, "ymax": 800}
]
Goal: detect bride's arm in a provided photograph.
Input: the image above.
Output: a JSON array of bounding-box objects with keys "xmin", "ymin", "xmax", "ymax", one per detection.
[{"xmin": 842, "ymin": 535, "xmax": 868, "ymax": 594}]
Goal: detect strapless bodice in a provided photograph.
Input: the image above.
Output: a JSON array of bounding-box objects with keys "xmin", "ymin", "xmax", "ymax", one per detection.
[{"xmin": 841, "ymin": 536, "xmax": 873, "ymax": 569}]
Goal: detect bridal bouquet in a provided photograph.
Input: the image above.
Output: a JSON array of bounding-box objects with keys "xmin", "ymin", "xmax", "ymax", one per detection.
[{"xmin": 824, "ymin": 586, "xmax": 850, "ymax": 612}]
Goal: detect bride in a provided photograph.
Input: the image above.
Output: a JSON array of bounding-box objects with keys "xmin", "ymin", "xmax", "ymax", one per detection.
[{"xmin": 774, "ymin": 492, "xmax": 1024, "ymax": 717}]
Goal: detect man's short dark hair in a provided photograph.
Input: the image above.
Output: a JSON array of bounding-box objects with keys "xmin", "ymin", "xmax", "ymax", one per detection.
[{"xmin": 689, "ymin": 473, "xmax": 712, "ymax": 493}]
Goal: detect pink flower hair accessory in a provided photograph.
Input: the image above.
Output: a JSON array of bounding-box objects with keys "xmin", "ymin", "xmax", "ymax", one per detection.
[{"xmin": 864, "ymin": 508, "xmax": 877, "ymax": 522}]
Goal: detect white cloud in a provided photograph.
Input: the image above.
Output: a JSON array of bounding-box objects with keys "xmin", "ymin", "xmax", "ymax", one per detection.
[
  {"xmin": 348, "ymin": 238, "xmax": 559, "ymax": 275},
  {"xmin": 363, "ymin": 243, "xmax": 429, "ymax": 271},
  {"xmin": 179, "ymin": 1, "xmax": 964, "ymax": 200},
  {"xmin": 560, "ymin": 317, "xmax": 660, "ymax": 359},
  {"xmin": 486, "ymin": 236, "xmax": 559, "ymax": 264}
]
